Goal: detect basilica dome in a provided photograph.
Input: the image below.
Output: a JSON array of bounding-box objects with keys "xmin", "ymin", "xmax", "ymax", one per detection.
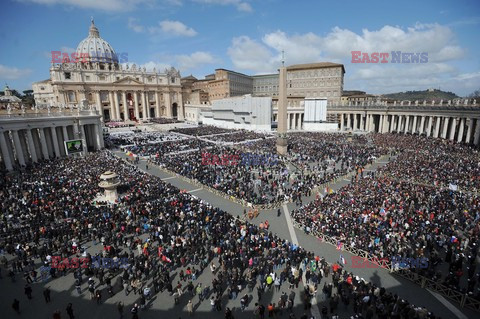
[{"xmin": 75, "ymin": 19, "xmax": 118, "ymax": 64}]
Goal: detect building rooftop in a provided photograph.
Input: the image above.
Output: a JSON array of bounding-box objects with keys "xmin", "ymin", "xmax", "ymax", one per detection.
[{"xmin": 287, "ymin": 62, "xmax": 345, "ymax": 73}]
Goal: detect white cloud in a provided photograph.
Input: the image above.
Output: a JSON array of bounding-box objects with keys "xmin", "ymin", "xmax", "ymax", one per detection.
[
  {"xmin": 149, "ymin": 20, "xmax": 197, "ymax": 37},
  {"xmin": 16, "ymin": 0, "xmax": 153, "ymax": 12},
  {"xmin": 176, "ymin": 51, "xmax": 217, "ymax": 70},
  {"xmin": 193, "ymin": 0, "xmax": 252, "ymax": 12},
  {"xmin": 0, "ymin": 65, "xmax": 33, "ymax": 80},
  {"xmin": 228, "ymin": 23, "xmax": 473, "ymax": 95},
  {"xmin": 228, "ymin": 23, "xmax": 465, "ymax": 73},
  {"xmin": 128, "ymin": 17, "xmax": 145, "ymax": 33},
  {"xmin": 228, "ymin": 36, "xmax": 279, "ymax": 73}
]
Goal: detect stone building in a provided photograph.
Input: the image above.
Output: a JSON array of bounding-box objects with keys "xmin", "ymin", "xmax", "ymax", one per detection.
[{"xmin": 33, "ymin": 19, "xmax": 184, "ymax": 122}]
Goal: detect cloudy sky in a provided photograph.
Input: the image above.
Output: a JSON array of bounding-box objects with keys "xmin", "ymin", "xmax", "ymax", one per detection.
[{"xmin": 1, "ymin": 0, "xmax": 479, "ymax": 96}]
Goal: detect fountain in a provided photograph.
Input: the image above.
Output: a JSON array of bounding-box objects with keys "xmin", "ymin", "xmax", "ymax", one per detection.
[{"xmin": 98, "ymin": 171, "xmax": 120, "ymax": 203}]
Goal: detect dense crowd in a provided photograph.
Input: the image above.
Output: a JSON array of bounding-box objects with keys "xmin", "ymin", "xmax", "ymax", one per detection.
[
  {"xmin": 0, "ymin": 150, "xmax": 442, "ymax": 319},
  {"xmin": 124, "ymin": 138, "xmax": 213, "ymax": 157},
  {"xmin": 292, "ymin": 172, "xmax": 480, "ymax": 296},
  {"xmin": 372, "ymin": 134, "xmax": 480, "ymax": 192},
  {"xmin": 105, "ymin": 131, "xmax": 184, "ymax": 148},
  {"xmin": 150, "ymin": 118, "xmax": 181, "ymax": 124},
  {"xmin": 203, "ymin": 130, "xmax": 274, "ymax": 143},
  {"xmin": 171, "ymin": 125, "xmax": 235, "ymax": 136}
]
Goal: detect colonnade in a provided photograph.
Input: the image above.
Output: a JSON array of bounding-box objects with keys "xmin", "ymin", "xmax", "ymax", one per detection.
[
  {"xmin": 64, "ymin": 89, "xmax": 184, "ymax": 122},
  {"xmin": 339, "ymin": 113, "xmax": 480, "ymax": 146},
  {"xmin": 0, "ymin": 115, "xmax": 104, "ymax": 171},
  {"xmin": 273, "ymin": 112, "xmax": 304, "ymax": 130}
]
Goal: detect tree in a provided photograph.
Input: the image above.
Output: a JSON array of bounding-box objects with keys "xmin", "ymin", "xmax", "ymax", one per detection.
[{"xmin": 468, "ymin": 89, "xmax": 480, "ymax": 99}]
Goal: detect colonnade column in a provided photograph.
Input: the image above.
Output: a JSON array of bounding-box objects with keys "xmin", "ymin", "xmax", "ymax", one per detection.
[
  {"xmin": 465, "ymin": 118, "xmax": 473, "ymax": 144},
  {"xmin": 433, "ymin": 117, "xmax": 441, "ymax": 138},
  {"xmin": 404, "ymin": 116, "xmax": 410, "ymax": 134},
  {"xmin": 0, "ymin": 131, "xmax": 13, "ymax": 170},
  {"xmin": 473, "ymin": 119, "xmax": 480, "ymax": 146},
  {"xmin": 442, "ymin": 117, "xmax": 450, "ymax": 139},
  {"xmin": 62, "ymin": 126, "xmax": 69, "ymax": 142},
  {"xmin": 38, "ymin": 128, "xmax": 49, "ymax": 159},
  {"xmin": 412, "ymin": 116, "xmax": 418, "ymax": 134},
  {"xmin": 12, "ymin": 130, "xmax": 26, "ymax": 167},
  {"xmin": 419, "ymin": 116, "xmax": 426, "ymax": 134},
  {"xmin": 50, "ymin": 127, "xmax": 60, "ymax": 158},
  {"xmin": 340, "ymin": 114, "xmax": 345, "ymax": 130},
  {"xmin": 26, "ymin": 129, "xmax": 38, "ymax": 163},
  {"xmin": 94, "ymin": 124, "xmax": 103, "ymax": 150},
  {"xmin": 360, "ymin": 114, "xmax": 364, "ymax": 131},
  {"xmin": 457, "ymin": 118, "xmax": 465, "ymax": 143},
  {"xmin": 353, "ymin": 114, "xmax": 357, "ymax": 131},
  {"xmin": 426, "ymin": 117, "xmax": 432, "ymax": 137}
]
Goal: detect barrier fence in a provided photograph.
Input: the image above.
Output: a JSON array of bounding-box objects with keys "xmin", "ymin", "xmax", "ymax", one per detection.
[{"xmin": 292, "ymin": 220, "xmax": 480, "ymax": 312}]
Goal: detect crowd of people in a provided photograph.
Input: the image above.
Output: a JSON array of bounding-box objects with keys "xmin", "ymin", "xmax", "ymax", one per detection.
[
  {"xmin": 171, "ymin": 125, "xmax": 235, "ymax": 136},
  {"xmin": 372, "ymin": 134, "xmax": 480, "ymax": 193},
  {"xmin": 106, "ymin": 131, "xmax": 183, "ymax": 148},
  {"xmin": 0, "ymin": 149, "xmax": 443, "ymax": 318},
  {"xmin": 204, "ymin": 130, "xmax": 274, "ymax": 144},
  {"xmin": 291, "ymin": 133, "xmax": 480, "ymax": 297}
]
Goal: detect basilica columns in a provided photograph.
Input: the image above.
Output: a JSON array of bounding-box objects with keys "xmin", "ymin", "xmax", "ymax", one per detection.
[
  {"xmin": 141, "ymin": 92, "xmax": 148, "ymax": 119},
  {"xmin": 113, "ymin": 91, "xmax": 121, "ymax": 120},
  {"xmin": 165, "ymin": 92, "xmax": 172, "ymax": 118},
  {"xmin": 134, "ymin": 92, "xmax": 140, "ymax": 119},
  {"xmin": 155, "ymin": 91, "xmax": 160, "ymax": 118},
  {"xmin": 108, "ymin": 91, "xmax": 117, "ymax": 120},
  {"xmin": 122, "ymin": 92, "xmax": 128, "ymax": 120},
  {"xmin": 95, "ymin": 91, "xmax": 103, "ymax": 121}
]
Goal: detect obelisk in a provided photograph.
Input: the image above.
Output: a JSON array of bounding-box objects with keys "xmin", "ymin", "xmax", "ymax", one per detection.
[{"xmin": 276, "ymin": 65, "xmax": 288, "ymax": 155}]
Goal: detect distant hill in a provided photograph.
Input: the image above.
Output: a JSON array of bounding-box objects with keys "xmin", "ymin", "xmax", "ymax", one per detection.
[{"xmin": 381, "ymin": 89, "xmax": 459, "ymax": 101}]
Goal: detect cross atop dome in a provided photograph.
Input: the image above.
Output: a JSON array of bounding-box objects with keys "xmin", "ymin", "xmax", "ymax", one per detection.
[{"xmin": 89, "ymin": 17, "xmax": 100, "ymax": 37}]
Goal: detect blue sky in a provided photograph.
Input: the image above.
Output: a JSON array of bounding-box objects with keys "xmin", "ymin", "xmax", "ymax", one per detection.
[{"xmin": 1, "ymin": 0, "xmax": 479, "ymax": 96}]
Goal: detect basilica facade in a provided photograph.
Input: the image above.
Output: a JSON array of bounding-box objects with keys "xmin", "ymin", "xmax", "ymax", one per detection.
[{"xmin": 33, "ymin": 20, "xmax": 184, "ymax": 122}]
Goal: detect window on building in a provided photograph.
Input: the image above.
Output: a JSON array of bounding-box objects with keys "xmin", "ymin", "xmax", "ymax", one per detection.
[
  {"xmin": 40, "ymin": 87, "xmax": 45, "ymax": 91},
  {"xmin": 64, "ymin": 72, "xmax": 71, "ymax": 79}
]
